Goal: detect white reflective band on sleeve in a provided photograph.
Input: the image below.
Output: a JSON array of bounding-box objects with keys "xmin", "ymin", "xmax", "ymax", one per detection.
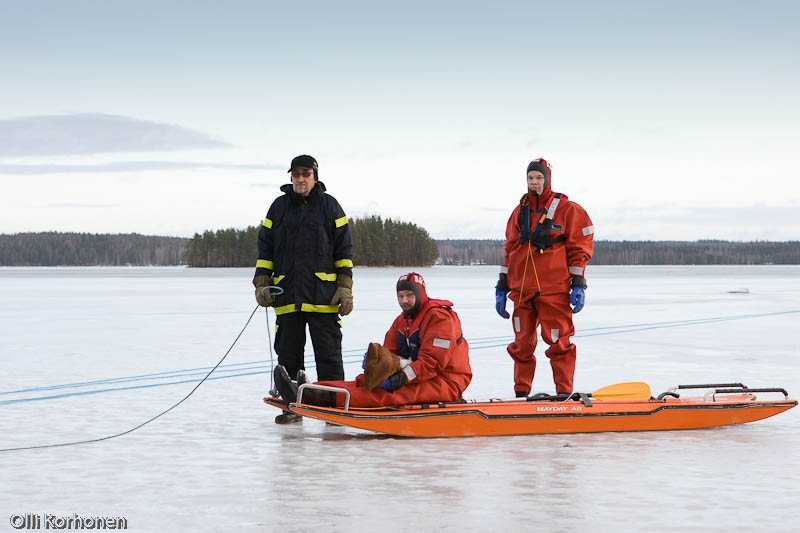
[
  {"xmin": 500, "ymin": 265, "xmax": 509, "ymax": 274},
  {"xmin": 399, "ymin": 357, "xmax": 411, "ymax": 369},
  {"xmin": 551, "ymin": 328, "xmax": 560, "ymax": 342},
  {"xmin": 403, "ymin": 366, "xmax": 416, "ymax": 381},
  {"xmin": 432, "ymin": 338, "xmax": 451, "ymax": 349},
  {"xmin": 582, "ymin": 225, "xmax": 595, "ymax": 236},
  {"xmin": 513, "ymin": 316, "xmax": 521, "ymax": 333},
  {"xmin": 568, "ymin": 266, "xmax": 584, "ymax": 276}
]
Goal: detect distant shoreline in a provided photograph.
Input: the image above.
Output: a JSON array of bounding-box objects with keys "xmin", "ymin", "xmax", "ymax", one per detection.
[{"xmin": 2, "ymin": 232, "xmax": 799, "ymax": 266}]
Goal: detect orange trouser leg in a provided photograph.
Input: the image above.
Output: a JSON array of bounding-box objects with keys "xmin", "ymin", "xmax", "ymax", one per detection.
[
  {"xmin": 536, "ymin": 293, "xmax": 577, "ymax": 394},
  {"xmin": 316, "ymin": 376, "xmax": 462, "ymax": 408},
  {"xmin": 507, "ymin": 300, "xmax": 539, "ymax": 395}
]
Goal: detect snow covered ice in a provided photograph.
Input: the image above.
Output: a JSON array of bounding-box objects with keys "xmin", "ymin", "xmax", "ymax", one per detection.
[{"xmin": 1, "ymin": 265, "xmax": 798, "ymax": 532}]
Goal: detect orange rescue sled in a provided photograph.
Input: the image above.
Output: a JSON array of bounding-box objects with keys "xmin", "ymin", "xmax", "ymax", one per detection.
[{"xmin": 264, "ymin": 382, "xmax": 796, "ymax": 438}]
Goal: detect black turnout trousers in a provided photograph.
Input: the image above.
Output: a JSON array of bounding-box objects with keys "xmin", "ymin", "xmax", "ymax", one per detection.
[{"xmin": 274, "ymin": 312, "xmax": 344, "ymax": 381}]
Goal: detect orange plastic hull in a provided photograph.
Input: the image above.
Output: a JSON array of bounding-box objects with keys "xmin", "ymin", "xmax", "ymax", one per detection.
[{"xmin": 267, "ymin": 395, "xmax": 797, "ymax": 438}]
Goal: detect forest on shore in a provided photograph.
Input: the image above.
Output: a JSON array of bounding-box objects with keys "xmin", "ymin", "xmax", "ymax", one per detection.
[{"xmin": 1, "ymin": 228, "xmax": 799, "ymax": 267}]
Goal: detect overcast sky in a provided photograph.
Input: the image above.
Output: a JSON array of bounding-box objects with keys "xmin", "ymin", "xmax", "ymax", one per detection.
[{"xmin": 1, "ymin": 1, "xmax": 798, "ymax": 241}]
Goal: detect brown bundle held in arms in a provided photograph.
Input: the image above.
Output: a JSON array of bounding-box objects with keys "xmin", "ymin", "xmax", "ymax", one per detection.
[{"xmin": 363, "ymin": 342, "xmax": 402, "ymax": 390}]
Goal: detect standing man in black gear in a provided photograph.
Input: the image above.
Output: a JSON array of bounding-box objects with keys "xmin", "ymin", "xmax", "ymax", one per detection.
[{"xmin": 253, "ymin": 154, "xmax": 354, "ymax": 424}]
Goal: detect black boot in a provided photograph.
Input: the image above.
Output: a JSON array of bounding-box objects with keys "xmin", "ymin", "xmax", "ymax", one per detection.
[
  {"xmin": 293, "ymin": 371, "xmax": 334, "ymax": 407},
  {"xmin": 515, "ymin": 390, "xmax": 529, "ymax": 398},
  {"xmin": 274, "ymin": 365, "xmax": 298, "ymax": 404},
  {"xmin": 274, "ymin": 412, "xmax": 302, "ymax": 424},
  {"xmin": 303, "ymin": 388, "xmax": 335, "ymax": 407}
]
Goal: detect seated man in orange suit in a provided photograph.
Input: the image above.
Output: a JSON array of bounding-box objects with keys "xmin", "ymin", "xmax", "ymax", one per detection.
[{"xmin": 273, "ymin": 272, "xmax": 472, "ymax": 408}]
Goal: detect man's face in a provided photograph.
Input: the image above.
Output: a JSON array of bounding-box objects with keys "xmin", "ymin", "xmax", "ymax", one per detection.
[
  {"xmin": 397, "ymin": 290, "xmax": 416, "ymax": 312},
  {"xmin": 290, "ymin": 167, "xmax": 316, "ymax": 196},
  {"xmin": 527, "ymin": 170, "xmax": 546, "ymax": 194}
]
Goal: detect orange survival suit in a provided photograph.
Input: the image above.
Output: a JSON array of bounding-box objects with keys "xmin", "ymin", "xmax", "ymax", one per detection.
[
  {"xmin": 500, "ymin": 159, "xmax": 594, "ymax": 395},
  {"xmin": 317, "ymin": 272, "xmax": 472, "ymax": 407}
]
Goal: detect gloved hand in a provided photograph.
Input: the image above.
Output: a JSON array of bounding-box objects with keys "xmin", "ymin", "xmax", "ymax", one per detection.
[
  {"xmin": 377, "ymin": 371, "xmax": 408, "ymax": 391},
  {"xmin": 569, "ymin": 287, "xmax": 585, "ymax": 313},
  {"xmin": 495, "ymin": 273, "xmax": 510, "ymax": 319},
  {"xmin": 253, "ymin": 275, "xmax": 274, "ymax": 307},
  {"xmin": 330, "ymin": 273, "xmax": 354, "ymax": 316},
  {"xmin": 570, "ymin": 276, "xmax": 587, "ymax": 313}
]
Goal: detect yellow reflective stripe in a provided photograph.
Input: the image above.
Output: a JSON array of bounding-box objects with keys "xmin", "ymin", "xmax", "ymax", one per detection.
[
  {"xmin": 262, "ymin": 217, "xmax": 273, "ymax": 229},
  {"xmin": 275, "ymin": 303, "xmax": 340, "ymax": 315},
  {"xmin": 334, "ymin": 259, "xmax": 353, "ymax": 268},
  {"xmin": 256, "ymin": 259, "xmax": 273, "ymax": 270},
  {"xmin": 273, "ymin": 274, "xmax": 285, "ymax": 284},
  {"xmin": 315, "ymin": 272, "xmax": 337, "ymax": 282},
  {"xmin": 274, "ymin": 304, "xmax": 297, "ymax": 315},
  {"xmin": 300, "ymin": 303, "xmax": 340, "ymax": 313},
  {"xmin": 335, "ymin": 216, "xmax": 348, "ymax": 228}
]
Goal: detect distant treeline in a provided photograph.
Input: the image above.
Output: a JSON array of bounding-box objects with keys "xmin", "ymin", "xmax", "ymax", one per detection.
[
  {"xmin": 0, "ymin": 232, "xmax": 186, "ymax": 266},
  {"xmin": 183, "ymin": 215, "xmax": 439, "ymax": 268},
  {"xmin": 438, "ymin": 239, "xmax": 800, "ymax": 265},
  {"xmin": 2, "ymin": 232, "xmax": 799, "ymax": 266},
  {"xmin": 592, "ymin": 240, "xmax": 800, "ymax": 265}
]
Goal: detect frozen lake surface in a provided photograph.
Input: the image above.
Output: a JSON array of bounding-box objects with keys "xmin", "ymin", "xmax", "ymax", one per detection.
[{"xmin": 1, "ymin": 265, "xmax": 798, "ymax": 532}]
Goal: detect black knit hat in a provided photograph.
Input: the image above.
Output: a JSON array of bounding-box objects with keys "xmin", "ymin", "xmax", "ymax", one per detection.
[{"xmin": 526, "ymin": 158, "xmax": 551, "ymax": 186}]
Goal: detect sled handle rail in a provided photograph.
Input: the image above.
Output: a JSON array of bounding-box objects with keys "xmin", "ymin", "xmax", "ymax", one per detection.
[
  {"xmin": 662, "ymin": 383, "xmax": 790, "ymax": 401},
  {"xmin": 672, "ymin": 383, "xmax": 745, "ymax": 391},
  {"xmin": 297, "ymin": 383, "xmax": 352, "ymax": 410},
  {"xmin": 712, "ymin": 387, "xmax": 789, "ymax": 399},
  {"xmin": 665, "ymin": 383, "xmax": 746, "ymax": 398}
]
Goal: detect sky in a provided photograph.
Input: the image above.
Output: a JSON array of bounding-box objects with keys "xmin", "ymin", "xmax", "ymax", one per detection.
[{"xmin": 1, "ymin": 0, "xmax": 798, "ymax": 242}]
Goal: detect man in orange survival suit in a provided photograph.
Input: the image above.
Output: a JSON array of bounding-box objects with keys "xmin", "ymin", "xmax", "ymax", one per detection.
[
  {"xmin": 272, "ymin": 272, "xmax": 472, "ymax": 408},
  {"xmin": 495, "ymin": 158, "xmax": 594, "ymax": 397}
]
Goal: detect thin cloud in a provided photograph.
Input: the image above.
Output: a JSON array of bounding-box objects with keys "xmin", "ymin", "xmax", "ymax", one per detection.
[
  {"xmin": 42, "ymin": 203, "xmax": 117, "ymax": 209},
  {"xmin": 607, "ymin": 205, "xmax": 799, "ymax": 226},
  {"xmin": 0, "ymin": 160, "xmax": 279, "ymax": 174},
  {"xmin": 0, "ymin": 113, "xmax": 233, "ymax": 157}
]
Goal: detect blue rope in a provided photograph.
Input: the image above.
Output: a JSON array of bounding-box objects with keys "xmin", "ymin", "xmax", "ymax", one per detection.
[
  {"xmin": 0, "ymin": 305, "xmax": 260, "ymax": 453},
  {"xmin": 1, "ymin": 308, "xmax": 797, "ymax": 452},
  {"xmin": 3, "ymin": 309, "xmax": 796, "ymax": 405}
]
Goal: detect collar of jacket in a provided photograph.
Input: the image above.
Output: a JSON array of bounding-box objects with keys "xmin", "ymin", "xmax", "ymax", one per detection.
[{"xmin": 280, "ymin": 180, "xmax": 327, "ymax": 204}]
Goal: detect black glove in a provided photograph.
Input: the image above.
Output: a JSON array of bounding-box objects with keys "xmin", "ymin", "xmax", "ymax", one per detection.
[{"xmin": 377, "ymin": 371, "xmax": 408, "ymax": 391}]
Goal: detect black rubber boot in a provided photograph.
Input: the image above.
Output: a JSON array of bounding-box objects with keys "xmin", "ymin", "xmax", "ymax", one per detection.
[
  {"xmin": 274, "ymin": 412, "xmax": 302, "ymax": 424},
  {"xmin": 274, "ymin": 365, "xmax": 298, "ymax": 404},
  {"xmin": 303, "ymin": 389, "xmax": 335, "ymax": 407}
]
